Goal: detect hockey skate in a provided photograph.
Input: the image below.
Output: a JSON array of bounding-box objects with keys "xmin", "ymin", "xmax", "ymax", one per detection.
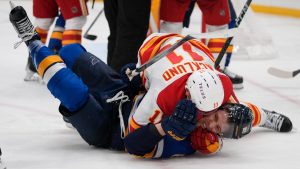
[
  {"xmin": 222, "ymin": 67, "xmax": 244, "ymax": 89},
  {"xmin": 9, "ymin": 1, "xmax": 40, "ymax": 48},
  {"xmin": 9, "ymin": 2, "xmax": 43, "ymax": 83},
  {"xmin": 24, "ymin": 55, "xmax": 43, "ymax": 82},
  {"xmin": 260, "ymin": 109, "xmax": 293, "ymax": 132}
]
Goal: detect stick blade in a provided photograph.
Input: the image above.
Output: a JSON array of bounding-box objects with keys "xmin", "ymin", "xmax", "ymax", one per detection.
[
  {"xmin": 84, "ymin": 34, "xmax": 97, "ymax": 40},
  {"xmin": 267, "ymin": 67, "xmax": 293, "ymax": 78}
]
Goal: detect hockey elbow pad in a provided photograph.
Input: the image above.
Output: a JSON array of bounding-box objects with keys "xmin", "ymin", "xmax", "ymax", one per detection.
[{"xmin": 191, "ymin": 127, "xmax": 222, "ymax": 155}]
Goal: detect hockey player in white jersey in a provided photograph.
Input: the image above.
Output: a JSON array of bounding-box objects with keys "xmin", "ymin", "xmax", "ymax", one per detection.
[
  {"xmin": 10, "ymin": 3, "xmax": 293, "ymax": 159},
  {"xmin": 124, "ymin": 33, "xmax": 293, "ymax": 158}
]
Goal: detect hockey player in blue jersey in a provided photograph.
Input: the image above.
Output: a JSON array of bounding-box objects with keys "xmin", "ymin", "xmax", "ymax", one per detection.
[{"xmin": 9, "ymin": 2, "xmax": 292, "ymax": 159}]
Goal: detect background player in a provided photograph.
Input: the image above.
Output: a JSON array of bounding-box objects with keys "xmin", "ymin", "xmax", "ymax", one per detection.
[
  {"xmin": 25, "ymin": 0, "xmax": 88, "ymax": 82},
  {"xmin": 155, "ymin": 0, "xmax": 244, "ymax": 89}
]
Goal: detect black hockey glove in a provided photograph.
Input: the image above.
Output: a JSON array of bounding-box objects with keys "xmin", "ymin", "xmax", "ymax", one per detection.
[
  {"xmin": 119, "ymin": 63, "xmax": 142, "ymax": 91},
  {"xmin": 161, "ymin": 99, "xmax": 198, "ymax": 141}
]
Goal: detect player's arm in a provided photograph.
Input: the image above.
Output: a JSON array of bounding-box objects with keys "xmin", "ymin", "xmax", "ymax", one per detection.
[
  {"xmin": 124, "ymin": 99, "xmax": 198, "ymax": 158},
  {"xmin": 124, "ymin": 123, "xmax": 163, "ymax": 157}
]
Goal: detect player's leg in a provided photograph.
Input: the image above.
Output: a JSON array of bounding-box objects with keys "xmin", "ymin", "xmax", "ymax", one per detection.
[
  {"xmin": 222, "ymin": 0, "xmax": 244, "ymax": 89},
  {"xmin": 242, "ymin": 102, "xmax": 293, "ymax": 132},
  {"xmin": 59, "ymin": 44, "xmax": 132, "ymax": 150},
  {"xmin": 58, "ymin": 44, "xmax": 129, "ymax": 100},
  {"xmin": 198, "ymin": 0, "xmax": 230, "ymax": 67},
  {"xmin": 104, "ymin": 0, "xmax": 118, "ymax": 66},
  {"xmin": 10, "ymin": 6, "xmax": 118, "ymax": 147},
  {"xmin": 108, "ymin": 0, "xmax": 150, "ymax": 71},
  {"xmin": 31, "ymin": 41, "xmax": 116, "ymax": 147},
  {"xmin": 160, "ymin": 0, "xmax": 190, "ymax": 33},
  {"xmin": 48, "ymin": 13, "xmax": 65, "ymax": 53},
  {"xmin": 24, "ymin": 0, "xmax": 57, "ymax": 82},
  {"xmin": 56, "ymin": 0, "xmax": 88, "ymax": 46}
]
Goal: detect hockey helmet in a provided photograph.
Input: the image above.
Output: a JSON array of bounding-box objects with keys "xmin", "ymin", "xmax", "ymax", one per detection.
[
  {"xmin": 186, "ymin": 69, "xmax": 233, "ymax": 112},
  {"xmin": 221, "ymin": 103, "xmax": 254, "ymax": 139}
]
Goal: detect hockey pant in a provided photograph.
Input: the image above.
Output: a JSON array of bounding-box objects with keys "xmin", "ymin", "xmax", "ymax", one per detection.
[{"xmin": 30, "ymin": 42, "xmax": 128, "ymax": 148}]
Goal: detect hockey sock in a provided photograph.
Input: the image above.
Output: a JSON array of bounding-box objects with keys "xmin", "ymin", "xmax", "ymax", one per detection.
[
  {"xmin": 62, "ymin": 30, "xmax": 82, "ymax": 46},
  {"xmin": 207, "ymin": 38, "xmax": 233, "ymax": 69},
  {"xmin": 35, "ymin": 27, "xmax": 48, "ymax": 44},
  {"xmin": 242, "ymin": 102, "xmax": 267, "ymax": 127},
  {"xmin": 49, "ymin": 14, "xmax": 65, "ymax": 53},
  {"xmin": 48, "ymin": 30, "xmax": 63, "ymax": 53},
  {"xmin": 28, "ymin": 40, "xmax": 88, "ymax": 112}
]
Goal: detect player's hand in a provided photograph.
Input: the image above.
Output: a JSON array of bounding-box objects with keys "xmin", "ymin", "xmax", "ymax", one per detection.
[
  {"xmin": 161, "ymin": 99, "xmax": 197, "ymax": 141},
  {"xmin": 191, "ymin": 127, "xmax": 222, "ymax": 155},
  {"xmin": 119, "ymin": 63, "xmax": 142, "ymax": 90}
]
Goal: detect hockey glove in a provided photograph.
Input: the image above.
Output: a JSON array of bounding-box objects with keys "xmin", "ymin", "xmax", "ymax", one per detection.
[
  {"xmin": 120, "ymin": 63, "xmax": 142, "ymax": 90},
  {"xmin": 161, "ymin": 99, "xmax": 197, "ymax": 141},
  {"xmin": 191, "ymin": 127, "xmax": 222, "ymax": 155}
]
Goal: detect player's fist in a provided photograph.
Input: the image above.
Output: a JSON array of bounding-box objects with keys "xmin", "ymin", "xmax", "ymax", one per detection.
[
  {"xmin": 119, "ymin": 63, "xmax": 142, "ymax": 90},
  {"xmin": 191, "ymin": 127, "xmax": 222, "ymax": 155},
  {"xmin": 161, "ymin": 99, "xmax": 197, "ymax": 141}
]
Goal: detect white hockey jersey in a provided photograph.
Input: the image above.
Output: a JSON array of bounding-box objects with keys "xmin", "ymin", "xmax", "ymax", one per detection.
[{"xmin": 128, "ymin": 33, "xmax": 219, "ymax": 132}]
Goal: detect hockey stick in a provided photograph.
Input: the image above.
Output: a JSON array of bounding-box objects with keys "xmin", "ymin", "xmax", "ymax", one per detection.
[
  {"xmin": 214, "ymin": 0, "xmax": 252, "ymax": 69},
  {"xmin": 267, "ymin": 67, "xmax": 300, "ymax": 78},
  {"xmin": 127, "ymin": 35, "xmax": 195, "ymax": 80},
  {"xmin": 83, "ymin": 8, "xmax": 104, "ymax": 40}
]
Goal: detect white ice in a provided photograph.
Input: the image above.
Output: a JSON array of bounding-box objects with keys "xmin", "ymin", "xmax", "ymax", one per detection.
[{"xmin": 0, "ymin": 1, "xmax": 300, "ymax": 169}]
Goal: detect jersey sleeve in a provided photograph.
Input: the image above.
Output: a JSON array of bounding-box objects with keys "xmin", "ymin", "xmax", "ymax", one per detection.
[{"xmin": 128, "ymin": 88, "xmax": 163, "ymax": 132}]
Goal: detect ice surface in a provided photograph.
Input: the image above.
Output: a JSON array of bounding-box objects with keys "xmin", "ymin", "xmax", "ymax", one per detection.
[{"xmin": 0, "ymin": 1, "xmax": 300, "ymax": 169}]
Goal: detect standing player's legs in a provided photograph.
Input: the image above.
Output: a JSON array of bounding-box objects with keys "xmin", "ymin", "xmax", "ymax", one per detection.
[
  {"xmin": 199, "ymin": 0, "xmax": 229, "ymax": 68},
  {"xmin": 199, "ymin": 0, "xmax": 243, "ymax": 89},
  {"xmin": 48, "ymin": 13, "xmax": 65, "ymax": 54},
  {"xmin": 104, "ymin": 0, "xmax": 118, "ymax": 66},
  {"xmin": 56, "ymin": 0, "xmax": 88, "ymax": 46},
  {"xmin": 221, "ymin": 0, "xmax": 244, "ymax": 89},
  {"xmin": 105, "ymin": 0, "xmax": 151, "ymax": 71},
  {"xmin": 24, "ymin": 0, "xmax": 58, "ymax": 82},
  {"xmin": 160, "ymin": 0, "xmax": 190, "ymax": 33}
]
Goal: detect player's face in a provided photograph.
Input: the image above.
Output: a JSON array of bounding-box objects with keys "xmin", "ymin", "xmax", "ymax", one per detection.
[{"xmin": 199, "ymin": 109, "xmax": 230, "ymax": 134}]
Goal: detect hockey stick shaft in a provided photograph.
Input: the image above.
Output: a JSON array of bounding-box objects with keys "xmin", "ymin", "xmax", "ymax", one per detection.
[
  {"xmin": 84, "ymin": 8, "xmax": 103, "ymax": 37},
  {"xmin": 214, "ymin": 0, "xmax": 252, "ymax": 69},
  {"xmin": 127, "ymin": 35, "xmax": 195, "ymax": 79}
]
